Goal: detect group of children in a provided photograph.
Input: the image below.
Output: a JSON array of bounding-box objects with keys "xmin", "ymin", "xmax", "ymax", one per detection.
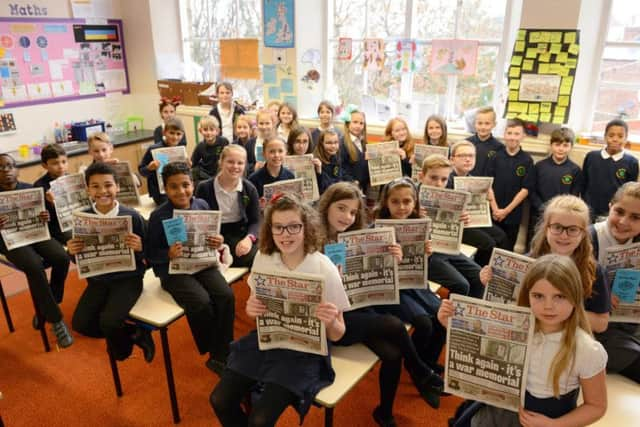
[{"xmin": 3, "ymin": 84, "xmax": 639, "ymax": 426}]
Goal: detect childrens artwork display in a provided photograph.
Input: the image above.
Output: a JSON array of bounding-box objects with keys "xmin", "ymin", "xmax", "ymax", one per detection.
[
  {"xmin": 394, "ymin": 39, "xmax": 416, "ymax": 73},
  {"xmin": 430, "ymin": 39, "xmax": 479, "ymax": 76},
  {"xmin": 338, "ymin": 37, "xmax": 352, "ymax": 60},
  {"xmin": 263, "ymin": 0, "xmax": 294, "ymax": 48},
  {"xmin": 363, "ymin": 39, "xmax": 385, "ymax": 72}
]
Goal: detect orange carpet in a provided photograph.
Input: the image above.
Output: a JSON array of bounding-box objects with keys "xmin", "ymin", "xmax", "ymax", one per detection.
[{"xmin": 0, "ymin": 269, "xmax": 461, "ymax": 426}]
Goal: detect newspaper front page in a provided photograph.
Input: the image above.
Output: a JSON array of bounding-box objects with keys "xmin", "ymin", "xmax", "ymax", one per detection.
[
  {"xmin": 453, "ymin": 176, "xmax": 493, "ymax": 228},
  {"xmin": 72, "ymin": 211, "xmax": 135, "ymax": 279},
  {"xmin": 337, "ymin": 227, "xmax": 399, "ymax": 310},
  {"xmin": 412, "ymin": 144, "xmax": 450, "ymax": 180},
  {"xmin": 0, "ymin": 187, "xmax": 50, "ymax": 250},
  {"xmin": 113, "ymin": 161, "xmax": 140, "ymax": 204},
  {"xmin": 283, "ymin": 154, "xmax": 320, "ymax": 201},
  {"xmin": 368, "ymin": 141, "xmax": 402, "ymax": 186},
  {"xmin": 445, "ymin": 294, "xmax": 535, "ymax": 411},
  {"xmin": 169, "ymin": 210, "xmax": 221, "ymax": 274},
  {"xmin": 50, "ymin": 173, "xmax": 92, "ymax": 232},
  {"xmin": 483, "ymin": 249, "xmax": 535, "ymax": 304},
  {"xmin": 151, "ymin": 146, "xmax": 188, "ymax": 194},
  {"xmin": 252, "ymin": 269, "xmax": 327, "ymax": 356},
  {"xmin": 604, "ymin": 243, "xmax": 640, "ymax": 323},
  {"xmin": 418, "ymin": 185, "xmax": 470, "ymax": 255},
  {"xmin": 375, "ymin": 218, "xmax": 430, "ymax": 289},
  {"xmin": 263, "ymin": 178, "xmax": 305, "ymax": 202}
]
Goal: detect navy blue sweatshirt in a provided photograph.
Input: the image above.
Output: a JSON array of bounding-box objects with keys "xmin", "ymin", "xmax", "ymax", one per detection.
[
  {"xmin": 486, "ymin": 148, "xmax": 535, "ymax": 225},
  {"xmin": 191, "ymin": 136, "xmax": 230, "ymax": 178},
  {"xmin": 248, "ymin": 165, "xmax": 295, "ymax": 198},
  {"xmin": 33, "ymin": 173, "xmax": 65, "ymax": 241},
  {"xmin": 466, "ymin": 133, "xmax": 504, "ymax": 177},
  {"xmin": 530, "ymin": 156, "xmax": 582, "ymax": 213}
]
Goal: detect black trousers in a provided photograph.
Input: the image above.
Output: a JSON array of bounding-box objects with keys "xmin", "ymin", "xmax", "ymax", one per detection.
[
  {"xmin": 494, "ymin": 222, "xmax": 522, "ymax": 252},
  {"xmin": 72, "ymin": 275, "xmax": 143, "ymax": 361},
  {"xmin": 1, "ymin": 239, "xmax": 69, "ymax": 323},
  {"xmin": 462, "ymin": 226, "xmax": 509, "ymax": 267},
  {"xmin": 161, "ymin": 267, "xmax": 234, "ymax": 359},
  {"xmin": 221, "ymin": 221, "xmax": 258, "ymax": 268}
]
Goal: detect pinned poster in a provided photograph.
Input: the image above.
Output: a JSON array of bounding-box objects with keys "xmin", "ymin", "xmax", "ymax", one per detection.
[
  {"xmin": 363, "ymin": 38, "xmax": 385, "ymax": 72},
  {"xmin": 394, "ymin": 39, "xmax": 416, "ymax": 73},
  {"xmin": 219, "ymin": 38, "xmax": 260, "ymax": 79},
  {"xmin": 430, "ymin": 39, "xmax": 479, "ymax": 76},
  {"xmin": 338, "ymin": 37, "xmax": 352, "ymax": 60},
  {"xmin": 263, "ymin": 0, "xmax": 294, "ymax": 48}
]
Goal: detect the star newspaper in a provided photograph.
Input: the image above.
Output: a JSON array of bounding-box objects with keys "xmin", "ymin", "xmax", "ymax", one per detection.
[
  {"xmin": 263, "ymin": 178, "xmax": 305, "ymax": 202},
  {"xmin": 0, "ymin": 187, "xmax": 50, "ymax": 250},
  {"xmin": 418, "ymin": 185, "xmax": 470, "ymax": 255},
  {"xmin": 151, "ymin": 146, "xmax": 187, "ymax": 194},
  {"xmin": 49, "ymin": 172, "xmax": 92, "ymax": 233},
  {"xmin": 283, "ymin": 154, "xmax": 320, "ymax": 201},
  {"xmin": 375, "ymin": 218, "xmax": 430, "ymax": 289},
  {"xmin": 411, "ymin": 144, "xmax": 449, "ymax": 180},
  {"xmin": 113, "ymin": 161, "xmax": 140, "ymax": 204},
  {"xmin": 169, "ymin": 210, "xmax": 221, "ymax": 274},
  {"xmin": 336, "ymin": 227, "xmax": 400, "ymax": 310},
  {"xmin": 72, "ymin": 211, "xmax": 135, "ymax": 279},
  {"xmin": 453, "ymin": 176, "xmax": 494, "ymax": 228},
  {"xmin": 604, "ymin": 242, "xmax": 640, "ymax": 323},
  {"xmin": 252, "ymin": 269, "xmax": 328, "ymax": 356},
  {"xmin": 445, "ymin": 294, "xmax": 535, "ymax": 411},
  {"xmin": 483, "ymin": 248, "xmax": 535, "ymax": 304},
  {"xmin": 367, "ymin": 141, "xmax": 402, "ymax": 186}
]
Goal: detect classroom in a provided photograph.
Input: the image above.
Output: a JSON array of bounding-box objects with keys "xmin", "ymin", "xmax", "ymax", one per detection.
[{"xmin": 0, "ymin": 0, "xmax": 639, "ymax": 426}]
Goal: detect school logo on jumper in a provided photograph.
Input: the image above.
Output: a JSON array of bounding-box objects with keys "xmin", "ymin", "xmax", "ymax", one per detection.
[
  {"xmin": 515, "ymin": 165, "xmax": 526, "ymax": 177},
  {"xmin": 616, "ymin": 168, "xmax": 627, "ymax": 179},
  {"xmin": 561, "ymin": 174, "xmax": 573, "ymax": 185},
  {"xmin": 487, "ymin": 150, "xmax": 497, "ymax": 158},
  {"xmin": 333, "ymin": 166, "xmax": 339, "ymax": 177}
]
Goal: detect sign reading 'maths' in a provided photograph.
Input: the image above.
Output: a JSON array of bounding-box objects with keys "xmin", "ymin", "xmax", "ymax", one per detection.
[{"xmin": 8, "ymin": 3, "xmax": 49, "ymax": 16}]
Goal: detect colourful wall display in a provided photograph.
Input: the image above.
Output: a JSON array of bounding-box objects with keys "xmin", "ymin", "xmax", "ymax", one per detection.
[
  {"xmin": 0, "ymin": 17, "xmax": 130, "ymax": 108},
  {"xmin": 504, "ymin": 28, "xmax": 580, "ymax": 124}
]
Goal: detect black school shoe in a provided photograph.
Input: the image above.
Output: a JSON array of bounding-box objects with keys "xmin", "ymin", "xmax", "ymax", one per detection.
[
  {"xmin": 133, "ymin": 327, "xmax": 155, "ymax": 363},
  {"xmin": 373, "ymin": 406, "xmax": 397, "ymax": 427},
  {"xmin": 52, "ymin": 320, "xmax": 74, "ymax": 348},
  {"xmin": 205, "ymin": 357, "xmax": 226, "ymax": 376},
  {"xmin": 410, "ymin": 370, "xmax": 444, "ymax": 409}
]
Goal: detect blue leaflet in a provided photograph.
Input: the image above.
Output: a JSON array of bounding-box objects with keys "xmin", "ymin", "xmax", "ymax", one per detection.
[{"xmin": 162, "ymin": 217, "xmax": 187, "ymax": 246}]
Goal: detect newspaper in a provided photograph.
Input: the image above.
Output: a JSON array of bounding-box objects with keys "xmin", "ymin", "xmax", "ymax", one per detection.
[
  {"xmin": 418, "ymin": 185, "xmax": 470, "ymax": 255},
  {"xmin": 367, "ymin": 141, "xmax": 402, "ymax": 186},
  {"xmin": 252, "ymin": 268, "xmax": 327, "ymax": 356},
  {"xmin": 603, "ymin": 243, "xmax": 640, "ymax": 323},
  {"xmin": 337, "ymin": 227, "xmax": 399, "ymax": 310},
  {"xmin": 283, "ymin": 154, "xmax": 320, "ymax": 202},
  {"xmin": 453, "ymin": 176, "xmax": 493, "ymax": 228},
  {"xmin": 49, "ymin": 173, "xmax": 92, "ymax": 233},
  {"xmin": 483, "ymin": 249, "xmax": 535, "ymax": 305},
  {"xmin": 445, "ymin": 294, "xmax": 535, "ymax": 412},
  {"xmin": 412, "ymin": 144, "xmax": 450, "ymax": 180},
  {"xmin": 72, "ymin": 211, "xmax": 135, "ymax": 279},
  {"xmin": 113, "ymin": 161, "xmax": 140, "ymax": 204},
  {"xmin": 263, "ymin": 178, "xmax": 305, "ymax": 202},
  {"xmin": 151, "ymin": 146, "xmax": 187, "ymax": 194},
  {"xmin": 0, "ymin": 187, "xmax": 50, "ymax": 250},
  {"xmin": 375, "ymin": 218, "xmax": 430, "ymax": 289},
  {"xmin": 169, "ymin": 210, "xmax": 221, "ymax": 274}
]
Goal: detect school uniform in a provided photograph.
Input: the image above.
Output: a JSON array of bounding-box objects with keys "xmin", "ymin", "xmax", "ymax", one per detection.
[
  {"xmin": 530, "ymin": 156, "xmax": 582, "ymax": 214},
  {"xmin": 146, "ymin": 197, "xmax": 234, "ymax": 361},
  {"xmin": 466, "ymin": 133, "xmax": 503, "ymax": 177},
  {"xmin": 311, "ymin": 127, "xmax": 343, "ymax": 152},
  {"xmin": 33, "ymin": 173, "xmax": 72, "ymax": 245},
  {"xmin": 209, "ymin": 103, "xmax": 246, "ymax": 141},
  {"xmin": 582, "ymin": 148, "xmax": 639, "ymax": 218},
  {"xmin": 0, "ymin": 182, "xmax": 70, "ymax": 324},
  {"xmin": 153, "ymin": 125, "xmax": 187, "ymax": 146},
  {"xmin": 248, "ymin": 165, "xmax": 295, "ymax": 198},
  {"xmin": 486, "ymin": 147, "xmax": 535, "ymax": 250},
  {"xmin": 71, "ymin": 203, "xmax": 147, "ymax": 361},
  {"xmin": 341, "ymin": 135, "xmax": 369, "ymax": 192},
  {"xmin": 318, "ymin": 155, "xmax": 342, "ymax": 194},
  {"xmin": 231, "ymin": 137, "xmax": 257, "ymax": 177},
  {"xmin": 138, "ymin": 142, "xmax": 173, "ymax": 205},
  {"xmin": 191, "ymin": 136, "xmax": 230, "ymax": 180},
  {"xmin": 195, "ymin": 177, "xmax": 260, "ymax": 268}
]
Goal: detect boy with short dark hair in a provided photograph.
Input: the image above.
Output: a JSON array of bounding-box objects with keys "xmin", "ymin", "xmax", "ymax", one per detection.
[
  {"xmin": 68, "ymin": 162, "xmax": 154, "ymax": 362},
  {"xmin": 146, "ymin": 161, "xmax": 234, "ymax": 374},
  {"xmin": 487, "ymin": 118, "xmax": 535, "ymax": 251},
  {"xmin": 191, "ymin": 115, "xmax": 230, "ymax": 182},
  {"xmin": 466, "ymin": 107, "xmax": 504, "ymax": 176},
  {"xmin": 34, "ymin": 144, "xmax": 71, "ymax": 244}
]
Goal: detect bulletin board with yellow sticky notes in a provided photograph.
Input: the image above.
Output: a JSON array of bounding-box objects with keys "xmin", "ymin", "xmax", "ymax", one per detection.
[{"xmin": 505, "ymin": 28, "xmax": 580, "ymax": 125}]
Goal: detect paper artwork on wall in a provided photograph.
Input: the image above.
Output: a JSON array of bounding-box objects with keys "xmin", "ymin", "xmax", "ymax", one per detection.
[
  {"xmin": 263, "ymin": 0, "xmax": 294, "ymax": 48},
  {"xmin": 430, "ymin": 39, "xmax": 479, "ymax": 76}
]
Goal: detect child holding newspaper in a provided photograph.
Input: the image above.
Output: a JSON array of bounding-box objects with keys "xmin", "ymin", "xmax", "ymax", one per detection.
[
  {"xmin": 248, "ymin": 135, "xmax": 294, "ymax": 199},
  {"xmin": 589, "ymin": 182, "xmax": 640, "ymax": 383},
  {"xmin": 439, "ymin": 255, "xmax": 607, "ymax": 426},
  {"xmin": 210, "ymin": 193, "xmax": 349, "ymax": 426}
]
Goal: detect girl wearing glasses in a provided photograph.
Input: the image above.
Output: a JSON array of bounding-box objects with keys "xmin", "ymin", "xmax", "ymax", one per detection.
[
  {"xmin": 480, "ymin": 195, "xmax": 610, "ymax": 334},
  {"xmin": 210, "ymin": 193, "xmax": 349, "ymax": 426}
]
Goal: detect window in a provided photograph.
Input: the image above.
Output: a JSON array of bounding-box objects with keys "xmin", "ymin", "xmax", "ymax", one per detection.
[
  {"xmin": 592, "ymin": 0, "xmax": 640, "ymax": 132},
  {"xmin": 327, "ymin": 0, "xmax": 512, "ymax": 125},
  {"xmin": 179, "ymin": 0, "xmax": 262, "ymax": 103}
]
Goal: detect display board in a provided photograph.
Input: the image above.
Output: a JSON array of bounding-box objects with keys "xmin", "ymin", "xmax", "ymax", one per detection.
[
  {"xmin": 504, "ymin": 28, "xmax": 580, "ymax": 124},
  {"xmin": 0, "ymin": 17, "xmax": 129, "ymax": 108}
]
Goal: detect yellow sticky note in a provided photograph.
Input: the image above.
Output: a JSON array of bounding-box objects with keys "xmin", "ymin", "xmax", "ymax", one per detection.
[
  {"xmin": 539, "ymin": 52, "xmax": 551, "ymax": 62},
  {"xmin": 556, "ymin": 52, "xmax": 568, "ymax": 63},
  {"xmin": 506, "ymin": 112, "xmax": 518, "ymax": 119},
  {"xmin": 568, "ymin": 44, "xmax": 580, "ymax": 55},
  {"xmin": 509, "ymin": 79, "xmax": 521, "ymax": 90},
  {"xmin": 550, "ymin": 43, "xmax": 562, "ymax": 54},
  {"xmin": 517, "ymin": 29, "xmax": 527, "ymax": 41},
  {"xmin": 529, "ymin": 112, "xmax": 539, "ymax": 122},
  {"xmin": 564, "ymin": 32, "xmax": 576, "ymax": 44},
  {"xmin": 530, "ymin": 32, "xmax": 541, "ymax": 43},
  {"xmin": 525, "ymin": 48, "xmax": 537, "ymax": 58},
  {"xmin": 529, "ymin": 104, "xmax": 540, "ymax": 115},
  {"xmin": 558, "ymin": 66, "xmax": 570, "ymax": 77},
  {"xmin": 553, "ymin": 114, "xmax": 565, "ymax": 124},
  {"xmin": 539, "ymin": 63, "xmax": 550, "ymax": 74},
  {"xmin": 515, "ymin": 41, "xmax": 525, "ymax": 52},
  {"xmin": 509, "ymin": 67, "xmax": 521, "ymax": 78},
  {"xmin": 549, "ymin": 63, "xmax": 563, "ymax": 74},
  {"xmin": 511, "ymin": 55, "xmax": 523, "ymax": 66},
  {"xmin": 540, "ymin": 113, "xmax": 552, "ymax": 123},
  {"xmin": 559, "ymin": 84, "xmax": 572, "ymax": 95},
  {"xmin": 566, "ymin": 58, "xmax": 577, "ymax": 68},
  {"xmin": 562, "ymin": 76, "xmax": 574, "ymax": 87},
  {"xmin": 537, "ymin": 43, "xmax": 548, "ymax": 53},
  {"xmin": 558, "ymin": 95, "xmax": 570, "ymax": 107},
  {"xmin": 540, "ymin": 32, "xmax": 551, "ymax": 43},
  {"xmin": 550, "ymin": 32, "xmax": 562, "ymax": 43},
  {"xmin": 522, "ymin": 59, "xmax": 534, "ymax": 71},
  {"xmin": 540, "ymin": 102, "xmax": 552, "ymax": 113},
  {"xmin": 509, "ymin": 90, "xmax": 519, "ymax": 101},
  {"xmin": 555, "ymin": 106, "xmax": 567, "ymax": 117},
  {"xmin": 507, "ymin": 102, "xmax": 517, "ymax": 113}
]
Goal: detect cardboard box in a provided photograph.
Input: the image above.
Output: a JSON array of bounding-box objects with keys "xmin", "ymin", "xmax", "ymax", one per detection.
[{"xmin": 157, "ymin": 80, "xmax": 213, "ymax": 106}]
